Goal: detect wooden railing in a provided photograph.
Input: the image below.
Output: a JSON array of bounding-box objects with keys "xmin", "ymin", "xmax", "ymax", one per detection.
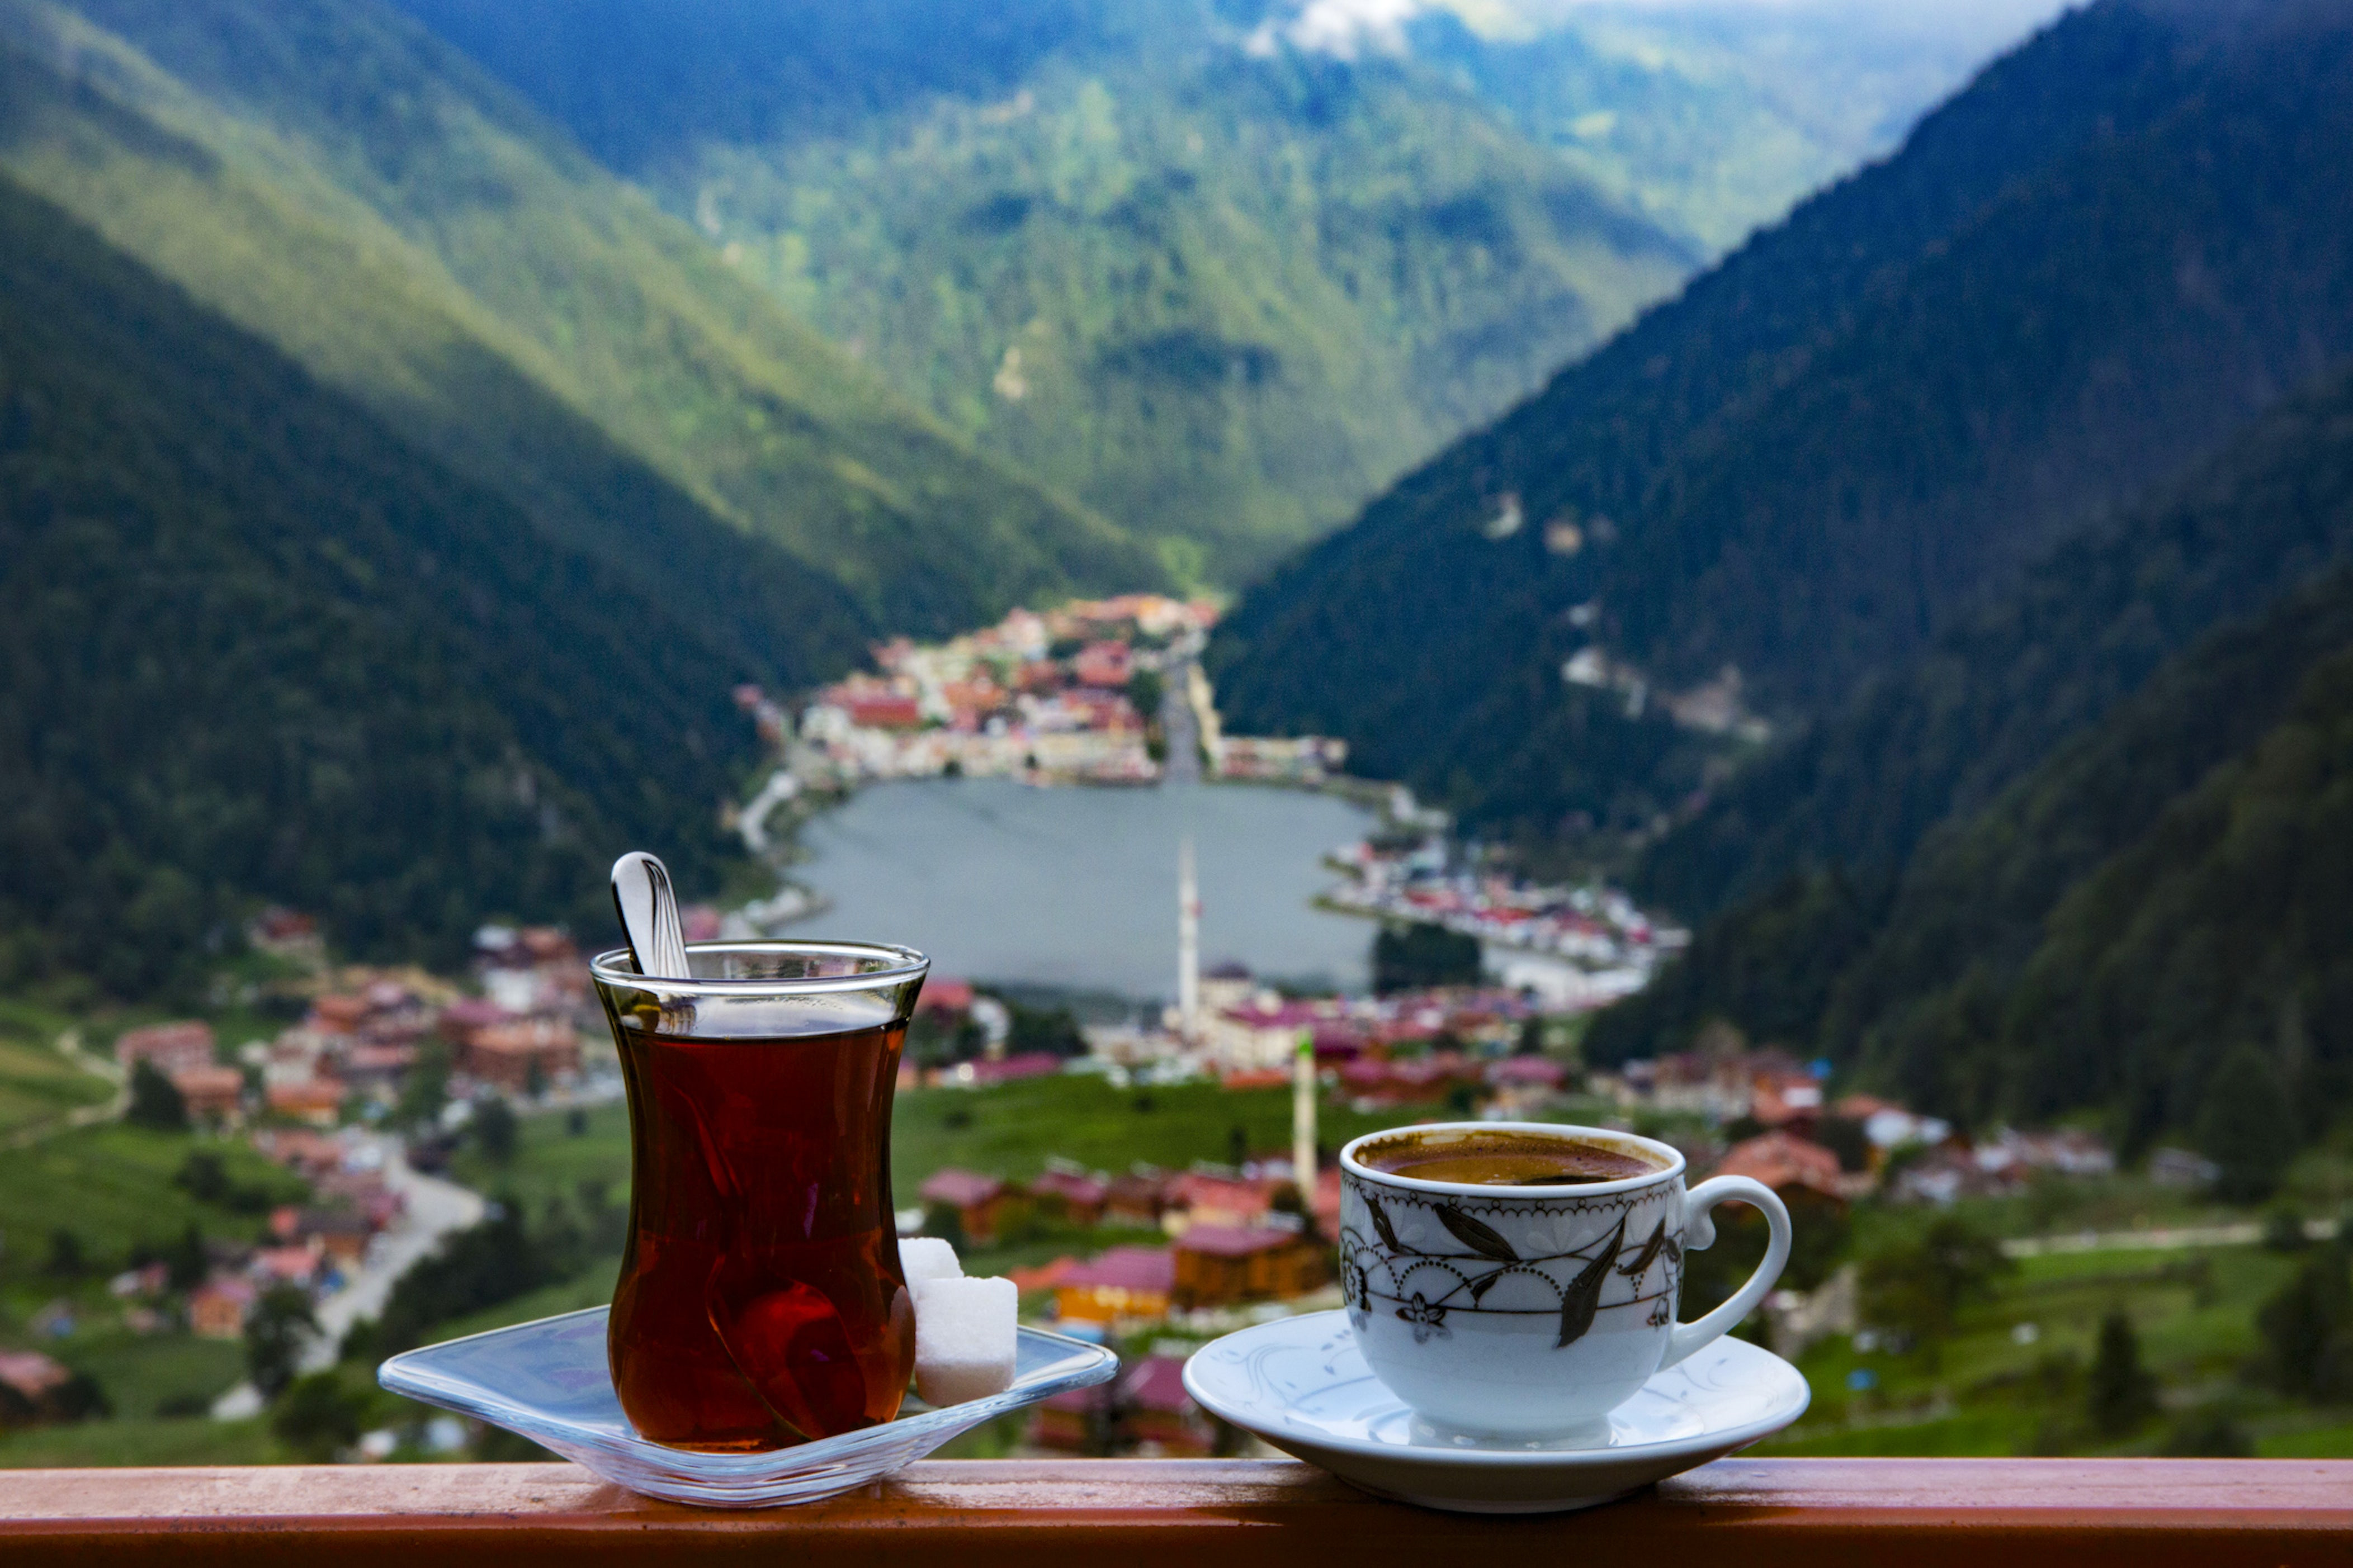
[{"xmin": 1, "ymin": 1458, "xmax": 2347, "ymax": 1566}]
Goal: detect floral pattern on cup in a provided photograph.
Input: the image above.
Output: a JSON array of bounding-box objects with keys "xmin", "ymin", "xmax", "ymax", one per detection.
[{"xmin": 1340, "ymin": 1179, "xmax": 1684, "ymax": 1351}]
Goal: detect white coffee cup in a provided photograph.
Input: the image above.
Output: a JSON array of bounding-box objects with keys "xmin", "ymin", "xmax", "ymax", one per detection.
[{"xmin": 1338, "ymin": 1122, "xmax": 1791, "ymax": 1441}]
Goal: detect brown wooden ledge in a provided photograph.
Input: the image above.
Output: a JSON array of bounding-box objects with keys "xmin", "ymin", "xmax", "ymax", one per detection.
[{"xmin": 0, "ymin": 1458, "xmax": 2346, "ymax": 1567}]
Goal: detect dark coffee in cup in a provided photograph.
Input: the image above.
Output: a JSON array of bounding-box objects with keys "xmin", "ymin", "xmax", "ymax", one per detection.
[{"xmin": 1357, "ymin": 1128, "xmax": 1663, "ymax": 1186}]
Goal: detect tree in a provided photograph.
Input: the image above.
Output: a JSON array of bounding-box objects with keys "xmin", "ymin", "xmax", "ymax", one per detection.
[
  {"xmin": 2256, "ymin": 1242, "xmax": 2353, "ymax": 1400},
  {"xmin": 2086, "ymin": 1311, "xmax": 2160, "ymax": 1436},
  {"xmin": 397, "ymin": 1040, "xmax": 451, "ymax": 1131},
  {"xmin": 1008, "ymin": 1003, "xmax": 1086, "ymax": 1059},
  {"xmin": 2198, "ymin": 1045, "xmax": 2293, "ymax": 1204},
  {"xmin": 164, "ymin": 1221, "xmax": 207, "ymax": 1291},
  {"xmin": 270, "ymin": 1371, "xmax": 366, "ymax": 1461},
  {"xmin": 1372, "ymin": 922, "xmax": 1481, "ymax": 994},
  {"xmin": 124, "ymin": 1059, "xmax": 188, "ymax": 1132},
  {"xmin": 1859, "ymin": 1216, "xmax": 2011, "ymax": 1344},
  {"xmin": 2161, "ymin": 1408, "xmax": 2254, "ymax": 1456},
  {"xmin": 175, "ymin": 1149, "xmax": 231, "ymax": 1203},
  {"xmin": 245, "ymin": 1283, "xmax": 318, "ymax": 1400},
  {"xmin": 472, "ymin": 1096, "xmax": 518, "ymax": 1163},
  {"xmin": 44, "ymin": 1229, "xmax": 84, "ymax": 1278},
  {"xmin": 2264, "ymin": 1207, "xmax": 2313, "ymax": 1252},
  {"xmin": 366, "ymin": 1201, "xmax": 552, "ymax": 1357}
]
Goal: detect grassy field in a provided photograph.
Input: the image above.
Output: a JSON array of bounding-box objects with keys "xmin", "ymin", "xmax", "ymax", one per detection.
[
  {"xmin": 0, "ymin": 1126, "xmax": 305, "ymax": 1287},
  {"xmin": 0, "ymin": 994, "xmax": 114, "ymax": 1142}
]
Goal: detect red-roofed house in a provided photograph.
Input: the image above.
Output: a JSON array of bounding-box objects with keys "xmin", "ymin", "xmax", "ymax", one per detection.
[
  {"xmin": 342, "ymin": 1043, "xmax": 418, "ymax": 1095},
  {"xmin": 291, "ymin": 1209, "xmax": 374, "ymax": 1265},
  {"xmin": 1120, "ymin": 1354, "xmax": 1214, "ymax": 1456},
  {"xmin": 1053, "ymin": 1247, "xmax": 1176, "ymax": 1327},
  {"xmin": 459, "ymin": 1017, "xmax": 580, "ymax": 1093},
  {"xmin": 169, "ymin": 1065, "xmax": 245, "ymax": 1124},
  {"xmin": 1751, "ymin": 1073, "xmax": 1826, "ymax": 1129},
  {"xmin": 920, "ymin": 1169, "xmax": 1009, "ymax": 1243},
  {"xmin": 1717, "ymin": 1131, "xmax": 1846, "ymax": 1201},
  {"xmin": 847, "ymin": 693, "xmax": 923, "ymax": 731},
  {"xmin": 1030, "ymin": 1169, "xmax": 1109, "ymax": 1226},
  {"xmin": 190, "ymin": 1276, "xmax": 258, "ymax": 1340},
  {"xmin": 115, "ymin": 1021, "xmax": 215, "ymax": 1078},
  {"xmin": 1007, "ymin": 1256, "xmax": 1081, "ymax": 1295},
  {"xmin": 252, "ymin": 1129, "xmax": 343, "ymax": 1177},
  {"xmin": 1106, "ymin": 1171, "xmax": 1172, "ymax": 1227},
  {"xmin": 1164, "ymin": 1172, "xmax": 1275, "ymax": 1233},
  {"xmin": 438, "ymin": 998, "xmax": 511, "ymax": 1043},
  {"xmin": 1072, "ymin": 641, "xmax": 1133, "ymax": 690},
  {"xmin": 0, "ymin": 1351, "xmax": 71, "ymax": 1406},
  {"xmin": 1172, "ymin": 1225, "xmax": 1325, "ymax": 1308},
  {"xmin": 266, "ymin": 1078, "xmax": 347, "ymax": 1127},
  {"xmin": 917, "ymin": 978, "xmax": 977, "ymax": 1015},
  {"xmin": 252, "ymin": 1247, "xmax": 322, "ymax": 1288},
  {"xmin": 1487, "ymin": 1057, "xmax": 1566, "ymax": 1088},
  {"xmin": 1029, "ymin": 1381, "xmax": 1112, "ymax": 1452}
]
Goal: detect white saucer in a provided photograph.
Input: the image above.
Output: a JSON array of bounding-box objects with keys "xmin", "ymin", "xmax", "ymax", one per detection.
[{"xmin": 1182, "ymin": 1310, "xmax": 1808, "ymax": 1514}]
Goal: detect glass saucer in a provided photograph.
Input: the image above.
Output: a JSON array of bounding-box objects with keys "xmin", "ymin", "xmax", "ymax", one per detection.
[{"xmin": 379, "ymin": 1306, "xmax": 1117, "ymax": 1507}]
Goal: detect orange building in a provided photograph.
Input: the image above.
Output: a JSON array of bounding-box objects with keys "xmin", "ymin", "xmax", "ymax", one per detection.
[
  {"xmin": 168, "ymin": 1065, "xmax": 245, "ymax": 1124},
  {"xmin": 1171, "ymin": 1225, "xmax": 1326, "ymax": 1309},
  {"xmin": 1053, "ymin": 1247, "xmax": 1175, "ymax": 1328},
  {"xmin": 189, "ymin": 1277, "xmax": 257, "ymax": 1340},
  {"xmin": 920, "ymin": 1169, "xmax": 1009, "ymax": 1244},
  {"xmin": 461, "ymin": 1019, "xmax": 581, "ymax": 1093},
  {"xmin": 266, "ymin": 1078, "xmax": 347, "ymax": 1127}
]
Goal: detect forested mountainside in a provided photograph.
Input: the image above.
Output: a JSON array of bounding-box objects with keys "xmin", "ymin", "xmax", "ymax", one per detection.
[
  {"xmin": 1590, "ymin": 363, "xmax": 2353, "ymax": 1150},
  {"xmin": 1211, "ymin": 0, "xmax": 2353, "ymax": 845},
  {"xmin": 0, "ymin": 172, "xmax": 753, "ymax": 996},
  {"xmin": 1, "ymin": 0, "xmax": 1159, "ymax": 640},
  {"xmin": 1642, "ymin": 364, "xmax": 2353, "ymax": 924},
  {"xmin": 388, "ymin": 0, "xmax": 1717, "ymax": 580},
  {"xmin": 1398, "ymin": 1, "xmax": 2058, "ymax": 254}
]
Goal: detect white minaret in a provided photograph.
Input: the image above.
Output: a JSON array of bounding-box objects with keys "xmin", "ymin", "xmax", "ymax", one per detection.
[{"xmin": 1178, "ymin": 835, "xmax": 1201, "ymax": 1042}]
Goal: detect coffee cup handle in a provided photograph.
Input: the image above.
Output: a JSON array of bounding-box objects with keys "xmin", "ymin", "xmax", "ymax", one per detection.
[{"xmin": 1658, "ymin": 1175, "xmax": 1793, "ymax": 1370}]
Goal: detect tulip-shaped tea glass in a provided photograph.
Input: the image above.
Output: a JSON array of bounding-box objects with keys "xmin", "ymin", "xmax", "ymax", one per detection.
[{"xmin": 590, "ymin": 940, "xmax": 928, "ymax": 1451}]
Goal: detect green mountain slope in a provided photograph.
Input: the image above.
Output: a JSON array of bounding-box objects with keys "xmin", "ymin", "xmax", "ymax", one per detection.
[
  {"xmin": 1212, "ymin": 0, "xmax": 2353, "ymax": 842},
  {"xmin": 387, "ymin": 0, "xmax": 1699, "ymax": 581},
  {"xmin": 0, "ymin": 0, "xmax": 1160, "ymax": 638},
  {"xmin": 0, "ymin": 170, "xmax": 753, "ymax": 996},
  {"xmin": 1589, "ymin": 361, "xmax": 2353, "ymax": 1150},
  {"xmin": 1642, "ymin": 364, "xmax": 2353, "ymax": 924},
  {"xmin": 1401, "ymin": 1, "xmax": 2056, "ymax": 254}
]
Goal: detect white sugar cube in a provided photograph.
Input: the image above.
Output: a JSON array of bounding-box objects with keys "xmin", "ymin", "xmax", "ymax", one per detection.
[
  {"xmin": 898, "ymin": 1236, "xmax": 963, "ymax": 1283},
  {"xmin": 911, "ymin": 1274, "xmax": 1017, "ymax": 1406}
]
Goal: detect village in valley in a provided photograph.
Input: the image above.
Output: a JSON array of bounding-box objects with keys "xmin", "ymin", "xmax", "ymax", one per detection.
[
  {"xmin": 774, "ymin": 595, "xmax": 1343, "ymax": 791},
  {"xmin": 1, "ymin": 594, "xmax": 2341, "ymax": 1464}
]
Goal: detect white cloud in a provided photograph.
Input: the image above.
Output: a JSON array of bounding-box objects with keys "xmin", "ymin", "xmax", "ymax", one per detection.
[
  {"xmin": 1246, "ymin": 0, "xmax": 1428, "ymax": 60},
  {"xmin": 1246, "ymin": 0, "xmax": 2078, "ymax": 61}
]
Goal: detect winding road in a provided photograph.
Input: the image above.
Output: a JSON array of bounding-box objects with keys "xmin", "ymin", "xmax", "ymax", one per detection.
[{"xmin": 211, "ymin": 1135, "xmax": 484, "ymax": 1419}]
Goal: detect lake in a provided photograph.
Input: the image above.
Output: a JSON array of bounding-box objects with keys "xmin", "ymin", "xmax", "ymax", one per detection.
[{"xmin": 778, "ymin": 779, "xmax": 1378, "ymax": 998}]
